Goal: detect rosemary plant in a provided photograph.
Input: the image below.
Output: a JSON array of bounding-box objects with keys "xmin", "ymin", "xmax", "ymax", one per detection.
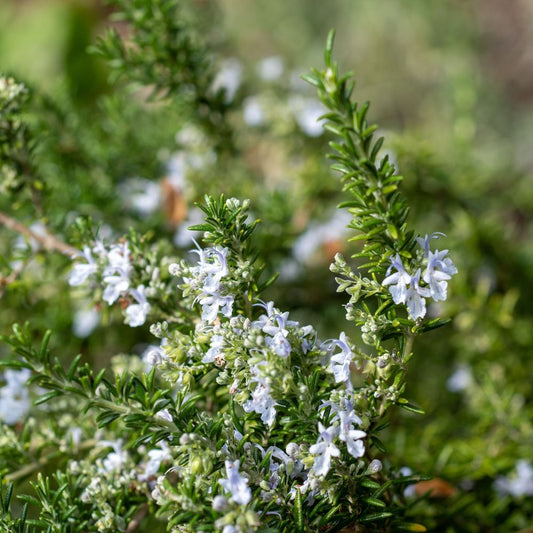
[{"xmin": 0, "ymin": 27, "xmax": 459, "ymax": 532}]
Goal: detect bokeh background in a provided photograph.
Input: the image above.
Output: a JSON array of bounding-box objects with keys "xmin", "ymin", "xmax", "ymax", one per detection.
[{"xmin": 1, "ymin": 0, "xmax": 532, "ymax": 530}]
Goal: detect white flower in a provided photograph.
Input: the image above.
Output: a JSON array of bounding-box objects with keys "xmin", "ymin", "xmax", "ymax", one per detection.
[
  {"xmin": 447, "ymin": 364, "xmax": 473, "ymax": 392},
  {"xmin": 257, "ymin": 55, "xmax": 284, "ymax": 81},
  {"xmin": 155, "ymin": 409, "xmax": 173, "ymax": 423},
  {"xmin": 203, "ymin": 334, "xmax": 225, "ymax": 363},
  {"xmin": 369, "ymin": 459, "xmax": 383, "ymax": 473},
  {"xmin": 495, "ymin": 460, "xmax": 533, "ymax": 497},
  {"xmin": 309, "ymin": 423, "xmax": 340, "ymax": 477},
  {"xmin": 253, "ymin": 301, "xmax": 297, "ymax": 357},
  {"xmin": 142, "ymin": 343, "xmax": 167, "ymax": 369},
  {"xmin": 289, "ymin": 95, "xmax": 325, "ymax": 137},
  {"xmin": 219, "ymin": 460, "xmax": 251, "ymax": 505},
  {"xmin": 69, "ymin": 246, "xmax": 97, "ymax": 286},
  {"xmin": 243, "ymin": 96, "xmax": 265, "ymax": 127},
  {"xmin": 0, "ymin": 368, "xmax": 31, "ymax": 425},
  {"xmin": 399, "ymin": 466, "xmax": 416, "ymax": 498},
  {"xmin": 212, "ymin": 58, "xmax": 242, "ymax": 103},
  {"xmin": 125, "ymin": 285, "xmax": 151, "ymax": 327},
  {"xmin": 119, "ymin": 177, "xmax": 161, "ymax": 217},
  {"xmin": 72, "ymin": 307, "xmax": 100, "ymax": 338},
  {"xmin": 184, "ymin": 244, "xmax": 235, "ymax": 323},
  {"xmin": 105, "ymin": 242, "xmax": 132, "ymax": 275},
  {"xmin": 102, "ymin": 242, "xmax": 132, "ymax": 305},
  {"xmin": 140, "ymin": 442, "xmax": 171, "ymax": 480},
  {"xmin": 99, "ymin": 440, "xmax": 128, "ymax": 473},
  {"xmin": 269, "ymin": 331, "xmax": 292, "ymax": 358},
  {"xmin": 193, "ymin": 246, "xmax": 230, "ymax": 294},
  {"xmin": 383, "ymin": 256, "xmax": 427, "ymax": 320},
  {"xmin": 212, "ymin": 495, "xmax": 228, "ymax": 511},
  {"xmin": 102, "ymin": 276, "xmax": 129, "ymax": 305}
]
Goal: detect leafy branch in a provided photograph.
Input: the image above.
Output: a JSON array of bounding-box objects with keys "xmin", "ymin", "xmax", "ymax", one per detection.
[
  {"xmin": 304, "ymin": 30, "xmax": 415, "ymax": 273},
  {"xmin": 90, "ymin": 0, "xmax": 235, "ymax": 151},
  {"xmin": 0, "ymin": 324, "xmax": 179, "ymax": 445}
]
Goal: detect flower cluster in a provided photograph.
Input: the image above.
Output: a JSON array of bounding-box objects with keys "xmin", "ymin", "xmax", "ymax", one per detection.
[
  {"xmin": 0, "ymin": 76, "xmax": 27, "ymax": 107},
  {"xmin": 69, "ymin": 240, "xmax": 151, "ymax": 327},
  {"xmin": 383, "ymin": 233, "xmax": 458, "ymax": 320},
  {"xmin": 170, "ymin": 243, "xmax": 234, "ymax": 324},
  {"xmin": 159, "ymin": 239, "xmax": 372, "ymax": 501}
]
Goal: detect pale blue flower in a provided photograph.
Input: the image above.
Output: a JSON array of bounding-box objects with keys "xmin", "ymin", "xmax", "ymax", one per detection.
[
  {"xmin": 186, "ymin": 244, "xmax": 234, "ymax": 323},
  {"xmin": 72, "ymin": 307, "xmax": 100, "ymax": 338},
  {"xmin": 253, "ymin": 301, "xmax": 296, "ymax": 357},
  {"xmin": 191, "ymin": 246, "xmax": 229, "ymax": 294},
  {"xmin": 447, "ymin": 364, "xmax": 473, "ymax": 392},
  {"xmin": 327, "ymin": 332, "xmax": 354, "ymax": 388},
  {"xmin": 416, "ymin": 232, "xmax": 446, "ymax": 257},
  {"xmin": 383, "ymin": 256, "xmax": 428, "ymax": 320},
  {"xmin": 309, "ymin": 423, "xmax": 340, "ymax": 477},
  {"xmin": 382, "ymin": 254, "xmax": 411, "ymax": 305},
  {"xmin": 269, "ymin": 331, "xmax": 292, "ymax": 357},
  {"xmin": 404, "ymin": 269, "xmax": 427, "ymax": 320},
  {"xmin": 198, "ymin": 292, "xmax": 234, "ymax": 323},
  {"xmin": 219, "ymin": 460, "xmax": 251, "ymax": 505},
  {"xmin": 423, "ymin": 249, "xmax": 458, "ymax": 301},
  {"xmin": 338, "ymin": 409, "xmax": 366, "ymax": 458},
  {"xmin": 243, "ymin": 372, "xmax": 277, "ymax": 427}
]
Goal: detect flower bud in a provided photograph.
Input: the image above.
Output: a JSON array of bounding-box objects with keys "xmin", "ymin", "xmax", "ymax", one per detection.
[
  {"xmin": 212, "ymin": 495, "xmax": 228, "ymax": 511},
  {"xmin": 368, "ymin": 459, "xmax": 382, "ymax": 473}
]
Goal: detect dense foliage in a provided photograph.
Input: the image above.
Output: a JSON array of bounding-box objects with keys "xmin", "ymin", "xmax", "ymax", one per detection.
[{"xmin": 0, "ymin": 1, "xmax": 532, "ymax": 531}]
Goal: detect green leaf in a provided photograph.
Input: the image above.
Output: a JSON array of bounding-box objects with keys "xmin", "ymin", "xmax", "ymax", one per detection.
[
  {"xmin": 301, "ymin": 74, "xmax": 321, "ymax": 89},
  {"xmin": 397, "ymin": 399, "xmax": 425, "ymax": 415},
  {"xmin": 38, "ymin": 330, "xmax": 52, "ymax": 361},
  {"xmin": 67, "ymin": 354, "xmax": 83, "ymax": 380},
  {"xmin": 370, "ymin": 435, "xmax": 387, "ymax": 453},
  {"xmin": 96, "ymin": 412, "xmax": 121, "ymax": 427},
  {"xmin": 363, "ymin": 497, "xmax": 386, "ymax": 508},
  {"xmin": 34, "ymin": 390, "xmax": 63, "ymax": 406},
  {"xmin": 394, "ymin": 522, "xmax": 428, "ymax": 531},
  {"xmin": 293, "ymin": 486, "xmax": 304, "ymax": 532},
  {"xmin": 319, "ymin": 504, "xmax": 342, "ymax": 527},
  {"xmin": 418, "ymin": 317, "xmax": 452, "ymax": 333},
  {"xmin": 325, "ymin": 29, "xmax": 336, "ymax": 67},
  {"xmin": 188, "ymin": 223, "xmax": 214, "ymax": 232},
  {"xmin": 360, "ymin": 479, "xmax": 381, "ymax": 490},
  {"xmin": 359, "ymin": 512, "xmax": 394, "ymax": 522}
]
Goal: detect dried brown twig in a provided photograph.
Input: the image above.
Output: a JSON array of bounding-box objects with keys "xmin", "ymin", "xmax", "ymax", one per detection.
[{"xmin": 0, "ymin": 210, "xmax": 77, "ymax": 256}]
